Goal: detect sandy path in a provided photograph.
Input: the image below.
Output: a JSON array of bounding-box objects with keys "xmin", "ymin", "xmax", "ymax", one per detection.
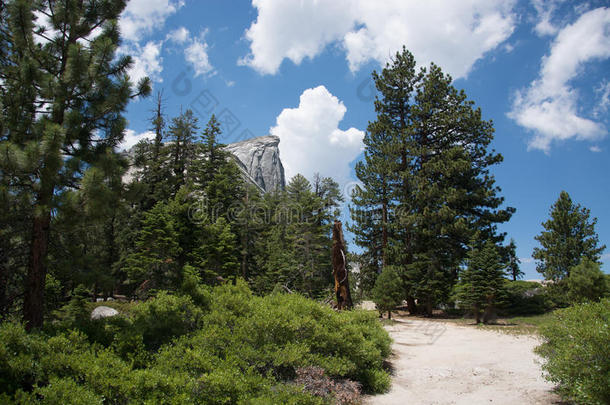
[{"xmin": 366, "ymin": 317, "xmax": 561, "ymax": 405}]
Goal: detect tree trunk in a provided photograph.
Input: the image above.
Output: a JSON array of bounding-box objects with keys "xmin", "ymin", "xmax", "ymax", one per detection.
[
  {"xmin": 482, "ymin": 297, "xmax": 497, "ymax": 324},
  {"xmin": 0, "ymin": 262, "xmax": 7, "ymax": 319},
  {"xmin": 473, "ymin": 304, "xmax": 481, "ymax": 324},
  {"xmin": 388, "ymin": 310, "xmax": 391, "ymax": 319},
  {"xmin": 23, "ymin": 212, "xmax": 51, "ymax": 331},
  {"xmin": 425, "ymin": 298, "xmax": 433, "ymax": 317},
  {"xmin": 406, "ymin": 296, "xmax": 418, "ymax": 315},
  {"xmin": 381, "ymin": 200, "xmax": 388, "ymax": 267},
  {"xmin": 332, "ymin": 221, "xmax": 353, "ymax": 310}
]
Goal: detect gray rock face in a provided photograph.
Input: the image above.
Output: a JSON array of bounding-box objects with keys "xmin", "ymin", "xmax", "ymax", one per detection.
[
  {"xmin": 91, "ymin": 306, "xmax": 119, "ymax": 320},
  {"xmin": 122, "ymin": 135, "xmax": 285, "ymax": 193},
  {"xmin": 224, "ymin": 135, "xmax": 285, "ymax": 192}
]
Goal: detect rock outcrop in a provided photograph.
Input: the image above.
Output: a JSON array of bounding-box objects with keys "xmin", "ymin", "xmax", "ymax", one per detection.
[
  {"xmin": 123, "ymin": 135, "xmax": 285, "ymax": 193},
  {"xmin": 224, "ymin": 135, "xmax": 285, "ymax": 192},
  {"xmin": 91, "ymin": 306, "xmax": 119, "ymax": 320}
]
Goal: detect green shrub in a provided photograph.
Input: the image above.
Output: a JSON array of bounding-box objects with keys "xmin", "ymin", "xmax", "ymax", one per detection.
[
  {"xmin": 13, "ymin": 378, "xmax": 103, "ymax": 405},
  {"xmin": 567, "ymin": 259, "xmax": 606, "ymax": 303},
  {"xmin": 501, "ymin": 280, "xmax": 549, "ymax": 316},
  {"xmin": 155, "ymin": 281, "xmax": 392, "ymax": 394},
  {"xmin": 131, "ymin": 291, "xmax": 205, "ymax": 350},
  {"xmin": 535, "ymin": 299, "xmax": 610, "ymax": 405},
  {"xmin": 371, "ymin": 266, "xmax": 403, "ymax": 318},
  {"xmin": 543, "ymin": 281, "xmax": 571, "ymax": 309},
  {"xmin": 0, "ymin": 280, "xmax": 392, "ymax": 403}
]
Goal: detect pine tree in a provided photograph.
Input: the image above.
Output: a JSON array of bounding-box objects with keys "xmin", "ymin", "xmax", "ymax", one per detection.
[
  {"xmin": 505, "ymin": 239, "xmax": 523, "ymax": 281},
  {"xmin": 367, "ymin": 49, "xmax": 420, "ymax": 312},
  {"xmin": 349, "ymin": 117, "xmax": 397, "ymax": 294},
  {"xmin": 195, "ymin": 217, "xmax": 240, "ymax": 283},
  {"xmin": 124, "ymin": 202, "xmax": 182, "ymax": 294},
  {"xmin": 533, "ymin": 191, "xmax": 605, "ymax": 281},
  {"xmin": 566, "ymin": 258, "xmax": 606, "ymax": 303},
  {"xmin": 48, "ymin": 149, "xmax": 127, "ymax": 300},
  {"xmin": 0, "ymin": 0, "xmax": 150, "ymax": 329},
  {"xmin": 251, "ymin": 189, "xmax": 295, "ymax": 293},
  {"xmin": 168, "ymin": 109, "xmax": 199, "ymax": 191},
  {"xmin": 371, "ymin": 266, "xmax": 404, "ymax": 319},
  {"xmin": 354, "ymin": 47, "xmax": 514, "ymax": 316},
  {"xmin": 198, "ymin": 114, "xmax": 224, "ymax": 186},
  {"xmin": 129, "ymin": 92, "xmax": 173, "ymax": 209},
  {"xmin": 403, "ymin": 62, "xmax": 513, "ymax": 315},
  {"xmin": 455, "ymin": 240, "xmax": 506, "ymax": 324}
]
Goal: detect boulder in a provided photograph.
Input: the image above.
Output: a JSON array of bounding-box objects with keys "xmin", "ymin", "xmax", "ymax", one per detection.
[{"xmin": 91, "ymin": 305, "xmax": 119, "ymax": 320}]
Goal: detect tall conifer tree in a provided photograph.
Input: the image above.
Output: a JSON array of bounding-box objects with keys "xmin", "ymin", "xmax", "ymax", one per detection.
[
  {"xmin": 533, "ymin": 191, "xmax": 605, "ymax": 281},
  {"xmin": 0, "ymin": 0, "xmax": 150, "ymax": 328}
]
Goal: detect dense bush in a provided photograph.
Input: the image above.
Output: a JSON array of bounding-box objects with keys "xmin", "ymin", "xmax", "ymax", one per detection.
[
  {"xmin": 566, "ymin": 259, "xmax": 607, "ymax": 303},
  {"xmin": 371, "ymin": 266, "xmax": 403, "ymax": 318},
  {"xmin": 0, "ymin": 280, "xmax": 391, "ymax": 404},
  {"xmin": 500, "ymin": 280, "xmax": 549, "ymax": 316},
  {"xmin": 535, "ymin": 299, "xmax": 610, "ymax": 405}
]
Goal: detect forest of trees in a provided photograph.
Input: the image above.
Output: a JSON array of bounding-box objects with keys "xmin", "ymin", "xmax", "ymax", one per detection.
[
  {"xmin": 350, "ymin": 47, "xmax": 607, "ymax": 322},
  {"xmin": 349, "ymin": 47, "xmax": 515, "ymax": 317},
  {"xmin": 0, "ymin": 0, "xmax": 344, "ymax": 329},
  {"xmin": 0, "ymin": 1, "xmax": 608, "ymax": 403}
]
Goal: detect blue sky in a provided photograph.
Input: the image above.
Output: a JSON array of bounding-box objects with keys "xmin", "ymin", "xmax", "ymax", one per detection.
[{"xmin": 116, "ymin": 0, "xmax": 610, "ymax": 279}]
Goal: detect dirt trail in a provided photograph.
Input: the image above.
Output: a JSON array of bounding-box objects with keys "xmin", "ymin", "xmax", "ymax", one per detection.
[{"xmin": 366, "ymin": 317, "xmax": 561, "ymax": 405}]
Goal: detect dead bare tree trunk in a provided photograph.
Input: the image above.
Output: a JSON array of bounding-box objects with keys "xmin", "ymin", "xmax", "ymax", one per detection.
[{"xmin": 332, "ymin": 221, "xmax": 353, "ymax": 310}]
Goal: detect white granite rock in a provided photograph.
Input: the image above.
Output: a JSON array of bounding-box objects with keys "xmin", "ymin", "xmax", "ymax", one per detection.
[{"xmin": 91, "ymin": 306, "xmax": 119, "ymax": 320}]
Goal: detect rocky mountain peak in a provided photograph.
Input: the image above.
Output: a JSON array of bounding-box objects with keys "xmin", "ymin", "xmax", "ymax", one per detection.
[{"xmin": 224, "ymin": 135, "xmax": 285, "ymax": 192}]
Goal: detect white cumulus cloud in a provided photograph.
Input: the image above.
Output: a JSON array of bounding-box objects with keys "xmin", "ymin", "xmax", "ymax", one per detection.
[
  {"xmin": 120, "ymin": 0, "xmax": 184, "ymax": 42},
  {"xmin": 120, "ymin": 41, "xmax": 164, "ymax": 84},
  {"xmin": 185, "ymin": 31, "xmax": 214, "ymax": 77},
  {"xmin": 509, "ymin": 7, "xmax": 610, "ymax": 153},
  {"xmin": 166, "ymin": 27, "xmax": 190, "ymax": 44},
  {"xmin": 119, "ymin": 130, "xmax": 156, "ymax": 151},
  {"xmin": 240, "ymin": 0, "xmax": 516, "ymax": 78},
  {"xmin": 270, "ymin": 86, "xmax": 364, "ymax": 186}
]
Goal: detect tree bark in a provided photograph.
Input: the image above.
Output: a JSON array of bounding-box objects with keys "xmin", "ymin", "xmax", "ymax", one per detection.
[
  {"xmin": 0, "ymin": 262, "xmax": 7, "ymax": 319},
  {"xmin": 406, "ymin": 296, "xmax": 418, "ymax": 315},
  {"xmin": 23, "ymin": 212, "xmax": 51, "ymax": 331},
  {"xmin": 473, "ymin": 304, "xmax": 481, "ymax": 324},
  {"xmin": 381, "ymin": 200, "xmax": 388, "ymax": 267},
  {"xmin": 332, "ymin": 221, "xmax": 353, "ymax": 310},
  {"xmin": 425, "ymin": 297, "xmax": 433, "ymax": 317}
]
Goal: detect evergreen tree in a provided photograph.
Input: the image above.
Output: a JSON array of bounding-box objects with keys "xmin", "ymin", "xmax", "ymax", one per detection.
[
  {"xmin": 455, "ymin": 240, "xmax": 506, "ymax": 324},
  {"xmin": 48, "ymin": 150, "xmax": 127, "ymax": 300},
  {"xmin": 168, "ymin": 109, "xmax": 199, "ymax": 191},
  {"xmin": 349, "ymin": 117, "xmax": 397, "ymax": 294},
  {"xmin": 198, "ymin": 114, "xmax": 224, "ymax": 186},
  {"xmin": 567, "ymin": 258, "xmax": 606, "ymax": 303},
  {"xmin": 128, "ymin": 92, "xmax": 173, "ymax": 209},
  {"xmin": 533, "ymin": 191, "xmax": 605, "ymax": 281},
  {"xmin": 0, "ymin": 0, "xmax": 150, "ymax": 329},
  {"xmin": 251, "ymin": 190, "xmax": 295, "ymax": 293},
  {"xmin": 505, "ymin": 239, "xmax": 523, "ymax": 281},
  {"xmin": 195, "ymin": 217, "xmax": 240, "ymax": 283},
  {"xmin": 235, "ymin": 183, "xmax": 265, "ymax": 281},
  {"xmin": 371, "ymin": 266, "xmax": 403, "ymax": 319},
  {"xmin": 352, "ymin": 47, "xmax": 514, "ymax": 316},
  {"xmin": 403, "ymin": 62, "xmax": 513, "ymax": 315},
  {"xmin": 124, "ymin": 202, "xmax": 182, "ymax": 294},
  {"xmin": 285, "ymin": 174, "xmax": 335, "ymax": 297}
]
